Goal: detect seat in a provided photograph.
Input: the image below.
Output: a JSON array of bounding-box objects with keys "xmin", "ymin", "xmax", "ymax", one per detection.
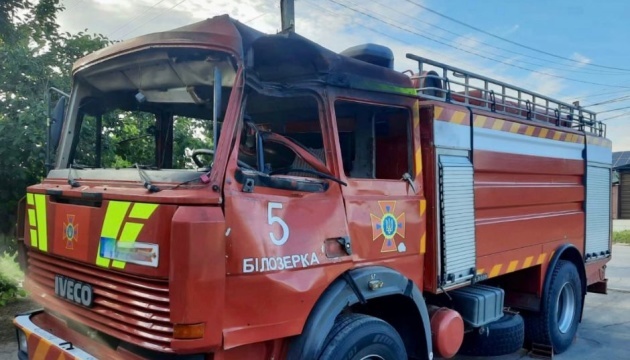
[{"xmin": 288, "ymin": 148, "xmax": 326, "ymax": 177}]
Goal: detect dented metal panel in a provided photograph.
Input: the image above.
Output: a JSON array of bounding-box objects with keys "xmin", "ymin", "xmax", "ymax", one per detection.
[
  {"xmin": 586, "ymin": 165, "xmax": 611, "ymax": 259},
  {"xmin": 439, "ymin": 155, "xmax": 476, "ymax": 285}
]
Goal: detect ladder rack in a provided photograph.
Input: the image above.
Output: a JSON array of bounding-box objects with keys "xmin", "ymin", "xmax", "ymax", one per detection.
[{"xmin": 406, "ymin": 53, "xmax": 605, "ymax": 137}]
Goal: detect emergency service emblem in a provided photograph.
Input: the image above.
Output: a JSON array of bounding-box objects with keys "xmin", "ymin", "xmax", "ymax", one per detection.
[
  {"xmin": 371, "ymin": 201, "xmax": 405, "ymax": 252},
  {"xmin": 63, "ymin": 214, "xmax": 78, "ymax": 250}
]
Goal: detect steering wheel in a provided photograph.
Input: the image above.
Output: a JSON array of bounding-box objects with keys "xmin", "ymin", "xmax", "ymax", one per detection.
[
  {"xmin": 191, "ymin": 148, "xmax": 257, "ymax": 171},
  {"xmin": 192, "ymin": 149, "xmax": 214, "ymax": 168}
]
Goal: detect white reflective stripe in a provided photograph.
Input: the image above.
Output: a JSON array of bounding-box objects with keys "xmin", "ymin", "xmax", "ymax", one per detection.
[
  {"xmin": 474, "ymin": 126, "xmax": 583, "ymax": 160},
  {"xmin": 433, "ymin": 121, "xmax": 471, "ymax": 150},
  {"xmin": 14, "ymin": 313, "xmax": 98, "ymax": 360},
  {"xmin": 586, "ymin": 143, "xmax": 612, "ymax": 165}
]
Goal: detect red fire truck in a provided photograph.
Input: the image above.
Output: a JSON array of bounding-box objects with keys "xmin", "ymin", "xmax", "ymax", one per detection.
[{"xmin": 14, "ymin": 13, "xmax": 611, "ymax": 360}]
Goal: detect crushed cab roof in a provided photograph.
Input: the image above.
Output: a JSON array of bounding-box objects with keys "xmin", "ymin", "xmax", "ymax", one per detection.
[{"xmin": 73, "ymin": 15, "xmax": 414, "ymax": 95}]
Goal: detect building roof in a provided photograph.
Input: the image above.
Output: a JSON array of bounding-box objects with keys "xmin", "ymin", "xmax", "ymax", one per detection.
[{"xmin": 613, "ymin": 151, "xmax": 630, "ymax": 169}]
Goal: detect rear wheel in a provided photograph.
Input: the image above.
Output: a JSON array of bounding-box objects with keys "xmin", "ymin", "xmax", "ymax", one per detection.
[
  {"xmin": 524, "ymin": 260, "xmax": 582, "ymax": 354},
  {"xmin": 458, "ymin": 313, "xmax": 524, "ymax": 356},
  {"xmin": 318, "ymin": 313, "xmax": 407, "ymax": 360}
]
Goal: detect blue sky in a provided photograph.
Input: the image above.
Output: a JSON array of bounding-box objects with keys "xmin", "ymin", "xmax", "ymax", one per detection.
[{"xmin": 59, "ymin": 0, "xmax": 630, "ymax": 150}]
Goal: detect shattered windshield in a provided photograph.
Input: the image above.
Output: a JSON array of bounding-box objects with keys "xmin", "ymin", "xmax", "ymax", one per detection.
[{"xmin": 59, "ymin": 48, "xmax": 236, "ymax": 172}]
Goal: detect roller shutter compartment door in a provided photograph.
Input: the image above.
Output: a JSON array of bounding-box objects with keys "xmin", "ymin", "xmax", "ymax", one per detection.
[
  {"xmin": 439, "ymin": 155, "xmax": 476, "ymax": 286},
  {"xmin": 585, "ymin": 165, "xmax": 611, "ymax": 259}
]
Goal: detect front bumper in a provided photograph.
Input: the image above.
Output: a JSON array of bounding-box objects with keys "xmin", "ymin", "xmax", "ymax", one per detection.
[{"xmin": 13, "ymin": 310, "xmax": 97, "ymax": 360}]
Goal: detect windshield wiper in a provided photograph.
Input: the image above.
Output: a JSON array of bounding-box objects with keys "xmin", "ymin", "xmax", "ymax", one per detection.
[{"xmin": 135, "ymin": 163, "xmax": 161, "ymax": 193}]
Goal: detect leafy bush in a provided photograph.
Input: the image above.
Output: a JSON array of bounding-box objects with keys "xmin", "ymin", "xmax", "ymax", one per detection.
[
  {"xmin": 613, "ymin": 230, "xmax": 630, "ymax": 244},
  {"xmin": 0, "ymin": 251, "xmax": 25, "ymax": 306}
]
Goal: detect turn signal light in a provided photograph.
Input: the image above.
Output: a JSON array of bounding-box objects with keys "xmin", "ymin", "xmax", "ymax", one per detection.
[{"xmin": 173, "ymin": 323, "xmax": 205, "ymax": 339}]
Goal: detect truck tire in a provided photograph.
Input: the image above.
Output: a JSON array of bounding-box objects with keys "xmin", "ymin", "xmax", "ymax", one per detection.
[
  {"xmin": 318, "ymin": 313, "xmax": 407, "ymax": 360},
  {"xmin": 524, "ymin": 260, "xmax": 582, "ymax": 354},
  {"xmin": 458, "ymin": 313, "xmax": 524, "ymax": 356}
]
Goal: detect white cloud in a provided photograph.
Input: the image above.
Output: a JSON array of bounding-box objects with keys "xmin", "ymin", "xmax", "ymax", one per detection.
[
  {"xmin": 56, "ymin": 0, "xmax": 630, "ymax": 149},
  {"xmin": 570, "ymin": 52, "xmax": 591, "ymax": 69},
  {"xmin": 522, "ymin": 69, "xmax": 566, "ymax": 96},
  {"xmin": 504, "ymin": 24, "xmax": 520, "ymax": 36}
]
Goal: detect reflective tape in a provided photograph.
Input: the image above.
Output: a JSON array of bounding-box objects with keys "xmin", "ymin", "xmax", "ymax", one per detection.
[
  {"xmin": 34, "ymin": 194, "xmax": 48, "ymax": 252},
  {"xmin": 14, "ymin": 312, "xmax": 97, "ymax": 359},
  {"xmin": 96, "ymin": 201, "xmax": 131, "ymax": 268},
  {"xmin": 29, "ymin": 229, "xmax": 38, "ymax": 247},
  {"xmin": 129, "ymin": 203, "xmax": 158, "ymax": 220},
  {"xmin": 27, "ymin": 209, "xmax": 37, "ymax": 227},
  {"xmin": 97, "ymin": 202, "xmax": 158, "ymax": 269}
]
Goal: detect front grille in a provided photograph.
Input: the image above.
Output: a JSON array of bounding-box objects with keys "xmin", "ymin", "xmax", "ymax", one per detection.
[{"xmin": 26, "ymin": 250, "xmax": 174, "ymax": 352}]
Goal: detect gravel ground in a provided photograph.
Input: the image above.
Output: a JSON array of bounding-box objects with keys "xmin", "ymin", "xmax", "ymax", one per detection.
[{"xmin": 0, "ymin": 298, "xmax": 37, "ymax": 359}]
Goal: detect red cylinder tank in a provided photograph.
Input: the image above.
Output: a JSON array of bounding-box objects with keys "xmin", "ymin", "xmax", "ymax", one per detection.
[{"xmin": 429, "ymin": 306, "xmax": 464, "ymax": 359}]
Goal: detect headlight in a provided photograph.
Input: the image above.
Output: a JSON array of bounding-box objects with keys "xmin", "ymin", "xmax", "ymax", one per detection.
[{"xmin": 16, "ymin": 329, "xmax": 28, "ymax": 353}]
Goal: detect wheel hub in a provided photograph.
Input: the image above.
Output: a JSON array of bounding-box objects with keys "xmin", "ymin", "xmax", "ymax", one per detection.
[{"xmin": 556, "ymin": 282, "xmax": 576, "ymax": 334}]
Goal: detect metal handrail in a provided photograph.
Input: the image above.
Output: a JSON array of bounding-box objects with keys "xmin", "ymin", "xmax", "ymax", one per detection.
[{"xmin": 406, "ymin": 53, "xmax": 605, "ymax": 137}]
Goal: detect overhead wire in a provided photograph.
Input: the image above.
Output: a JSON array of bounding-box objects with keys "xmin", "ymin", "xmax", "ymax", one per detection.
[
  {"xmin": 325, "ymin": 0, "xmax": 630, "ymax": 89},
  {"xmin": 574, "ymin": 89, "xmax": 630, "ymax": 101},
  {"xmin": 597, "ymin": 105, "xmax": 630, "ymax": 114},
  {"xmin": 303, "ymin": 0, "xmax": 413, "ymax": 43},
  {"xmin": 601, "ymin": 111, "xmax": 630, "ymax": 121},
  {"xmin": 370, "ymin": 0, "xmax": 628, "ymax": 76},
  {"xmin": 311, "ymin": 0, "xmax": 630, "ymax": 109},
  {"xmin": 403, "ymin": 0, "xmax": 630, "ymax": 73},
  {"xmin": 302, "ymin": 0, "xmax": 461, "ymax": 65},
  {"xmin": 583, "ymin": 95, "xmax": 630, "ymax": 108},
  {"xmin": 117, "ymin": 0, "xmax": 188, "ymax": 39},
  {"xmin": 107, "ymin": 0, "xmax": 171, "ymax": 38},
  {"xmin": 242, "ymin": 12, "xmax": 268, "ymax": 24}
]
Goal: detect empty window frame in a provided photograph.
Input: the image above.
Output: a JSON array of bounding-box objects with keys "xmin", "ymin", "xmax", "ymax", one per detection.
[{"xmin": 334, "ymin": 100, "xmax": 412, "ymax": 180}]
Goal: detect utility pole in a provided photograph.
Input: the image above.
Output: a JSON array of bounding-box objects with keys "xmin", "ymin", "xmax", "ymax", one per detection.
[{"xmin": 281, "ymin": 0, "xmax": 295, "ymax": 33}]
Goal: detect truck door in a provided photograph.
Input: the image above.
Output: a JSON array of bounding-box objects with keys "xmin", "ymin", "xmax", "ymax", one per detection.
[
  {"xmin": 332, "ymin": 99, "xmax": 425, "ymax": 273},
  {"xmin": 221, "ymin": 92, "xmax": 352, "ymax": 341}
]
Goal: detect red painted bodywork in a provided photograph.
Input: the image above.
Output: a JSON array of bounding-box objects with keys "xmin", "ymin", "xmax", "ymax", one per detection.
[
  {"xmin": 15, "ymin": 15, "xmax": 611, "ymax": 360},
  {"xmin": 429, "ymin": 306, "xmax": 464, "ymax": 359}
]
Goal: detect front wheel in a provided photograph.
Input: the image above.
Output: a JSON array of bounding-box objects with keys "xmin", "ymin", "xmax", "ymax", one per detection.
[
  {"xmin": 524, "ymin": 260, "xmax": 582, "ymax": 354},
  {"xmin": 318, "ymin": 313, "xmax": 407, "ymax": 360}
]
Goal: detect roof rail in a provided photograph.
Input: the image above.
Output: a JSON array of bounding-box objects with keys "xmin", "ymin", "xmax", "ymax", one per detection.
[{"xmin": 406, "ymin": 53, "xmax": 606, "ymax": 137}]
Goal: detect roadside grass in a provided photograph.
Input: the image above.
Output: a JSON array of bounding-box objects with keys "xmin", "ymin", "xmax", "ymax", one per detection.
[
  {"xmin": 613, "ymin": 230, "xmax": 630, "ymax": 245},
  {"xmin": 0, "ymin": 252, "xmax": 23, "ymax": 285},
  {"xmin": 0, "ymin": 251, "xmax": 25, "ymax": 306}
]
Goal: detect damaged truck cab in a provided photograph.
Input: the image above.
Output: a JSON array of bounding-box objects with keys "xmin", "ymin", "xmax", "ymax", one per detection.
[{"xmin": 14, "ymin": 15, "xmax": 611, "ymax": 360}]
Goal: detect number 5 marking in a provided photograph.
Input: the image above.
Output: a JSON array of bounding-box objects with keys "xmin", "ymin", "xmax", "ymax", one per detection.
[{"xmin": 268, "ymin": 202, "xmax": 290, "ymax": 246}]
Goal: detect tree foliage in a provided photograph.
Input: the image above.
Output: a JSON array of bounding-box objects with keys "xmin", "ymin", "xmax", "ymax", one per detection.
[
  {"xmin": 0, "ymin": 0, "xmax": 109, "ymax": 235},
  {"xmin": 0, "ymin": 1, "xmax": 213, "ymax": 237}
]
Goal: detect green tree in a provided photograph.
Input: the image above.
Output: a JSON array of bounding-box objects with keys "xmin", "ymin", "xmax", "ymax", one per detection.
[
  {"xmin": 0, "ymin": 1, "xmax": 217, "ymax": 238},
  {"xmin": 0, "ymin": 0, "xmax": 217, "ymax": 243},
  {"xmin": 0, "ymin": 0, "xmax": 108, "ymax": 235}
]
